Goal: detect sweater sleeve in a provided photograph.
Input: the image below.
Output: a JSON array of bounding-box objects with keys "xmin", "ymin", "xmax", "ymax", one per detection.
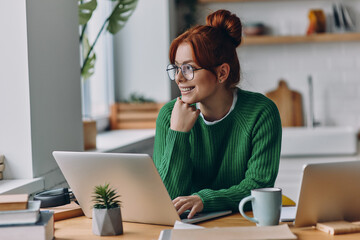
[
  {"xmin": 153, "ymin": 102, "xmax": 194, "ymax": 199},
  {"xmin": 194, "ymin": 100, "xmax": 282, "ymax": 212}
]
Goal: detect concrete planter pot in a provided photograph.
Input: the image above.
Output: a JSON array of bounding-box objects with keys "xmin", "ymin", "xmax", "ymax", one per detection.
[{"xmin": 92, "ymin": 207, "xmax": 123, "ymax": 236}]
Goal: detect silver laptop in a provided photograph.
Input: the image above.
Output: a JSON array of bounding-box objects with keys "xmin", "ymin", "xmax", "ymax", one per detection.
[
  {"xmin": 281, "ymin": 160, "xmax": 360, "ymax": 227},
  {"xmin": 53, "ymin": 151, "xmax": 231, "ymax": 226}
]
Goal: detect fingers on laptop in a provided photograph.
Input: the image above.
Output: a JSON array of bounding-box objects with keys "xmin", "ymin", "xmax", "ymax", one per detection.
[{"xmin": 173, "ymin": 195, "xmax": 204, "ymax": 219}]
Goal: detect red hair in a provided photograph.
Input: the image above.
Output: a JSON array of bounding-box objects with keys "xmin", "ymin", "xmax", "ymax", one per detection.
[{"xmin": 169, "ymin": 10, "xmax": 242, "ymax": 89}]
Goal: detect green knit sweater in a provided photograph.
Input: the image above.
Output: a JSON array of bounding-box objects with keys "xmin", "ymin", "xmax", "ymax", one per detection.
[{"xmin": 153, "ymin": 88, "xmax": 282, "ymax": 212}]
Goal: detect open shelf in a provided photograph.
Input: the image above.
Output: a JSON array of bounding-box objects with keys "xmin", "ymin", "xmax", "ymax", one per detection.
[
  {"xmin": 242, "ymin": 33, "xmax": 360, "ymax": 45},
  {"xmin": 199, "ymin": 0, "xmax": 290, "ymax": 2},
  {"xmin": 198, "ymin": 0, "xmax": 360, "ymax": 45}
]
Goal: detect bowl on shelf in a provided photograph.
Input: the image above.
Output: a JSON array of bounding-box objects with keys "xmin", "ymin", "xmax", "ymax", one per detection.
[{"xmin": 243, "ymin": 22, "xmax": 267, "ymax": 36}]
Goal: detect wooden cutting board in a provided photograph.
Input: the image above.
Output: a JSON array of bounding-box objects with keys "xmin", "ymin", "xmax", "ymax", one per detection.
[{"xmin": 265, "ymin": 80, "xmax": 304, "ymax": 127}]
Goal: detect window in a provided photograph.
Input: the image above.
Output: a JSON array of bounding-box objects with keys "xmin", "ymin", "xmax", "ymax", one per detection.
[{"xmin": 81, "ymin": 1, "xmax": 114, "ymax": 131}]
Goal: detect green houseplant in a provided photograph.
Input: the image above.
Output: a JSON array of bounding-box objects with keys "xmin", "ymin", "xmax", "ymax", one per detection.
[
  {"xmin": 92, "ymin": 183, "xmax": 123, "ymax": 236},
  {"xmin": 78, "ymin": 0, "xmax": 138, "ymax": 150},
  {"xmin": 78, "ymin": 0, "xmax": 138, "ymax": 80}
]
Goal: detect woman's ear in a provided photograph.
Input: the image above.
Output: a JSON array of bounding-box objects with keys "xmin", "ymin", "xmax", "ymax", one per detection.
[{"xmin": 217, "ymin": 63, "xmax": 230, "ymax": 83}]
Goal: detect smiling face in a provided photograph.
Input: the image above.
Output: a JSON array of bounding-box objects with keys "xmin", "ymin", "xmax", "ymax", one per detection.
[{"xmin": 175, "ymin": 43, "xmax": 218, "ymax": 105}]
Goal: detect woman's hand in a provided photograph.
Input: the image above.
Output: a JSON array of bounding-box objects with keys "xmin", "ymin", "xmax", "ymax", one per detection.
[
  {"xmin": 173, "ymin": 195, "xmax": 204, "ymax": 219},
  {"xmin": 170, "ymin": 97, "xmax": 200, "ymax": 132}
]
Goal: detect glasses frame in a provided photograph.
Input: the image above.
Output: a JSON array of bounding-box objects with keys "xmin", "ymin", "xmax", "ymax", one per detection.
[{"xmin": 166, "ymin": 63, "xmax": 203, "ymax": 81}]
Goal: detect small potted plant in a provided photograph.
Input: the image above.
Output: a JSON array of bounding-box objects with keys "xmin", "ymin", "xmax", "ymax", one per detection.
[{"xmin": 92, "ymin": 183, "xmax": 123, "ymax": 236}]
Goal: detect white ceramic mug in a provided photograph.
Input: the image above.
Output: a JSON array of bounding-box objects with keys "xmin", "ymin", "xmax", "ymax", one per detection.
[{"xmin": 239, "ymin": 188, "xmax": 282, "ymax": 226}]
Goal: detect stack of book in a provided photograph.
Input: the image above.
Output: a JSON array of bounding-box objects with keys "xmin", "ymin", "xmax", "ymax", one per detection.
[
  {"xmin": 0, "ymin": 155, "xmax": 4, "ymax": 179},
  {"xmin": 333, "ymin": 3, "xmax": 355, "ymax": 32},
  {"xmin": 0, "ymin": 194, "xmax": 54, "ymax": 240}
]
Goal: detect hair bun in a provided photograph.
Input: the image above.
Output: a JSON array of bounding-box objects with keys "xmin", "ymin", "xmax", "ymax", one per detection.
[{"xmin": 206, "ymin": 9, "xmax": 242, "ymax": 47}]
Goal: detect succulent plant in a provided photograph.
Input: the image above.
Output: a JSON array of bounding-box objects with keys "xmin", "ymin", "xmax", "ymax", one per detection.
[{"xmin": 92, "ymin": 183, "xmax": 121, "ymax": 209}]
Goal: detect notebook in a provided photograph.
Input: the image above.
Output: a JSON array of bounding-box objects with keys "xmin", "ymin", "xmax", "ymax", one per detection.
[
  {"xmin": 52, "ymin": 151, "xmax": 231, "ymax": 226},
  {"xmin": 280, "ymin": 160, "xmax": 360, "ymax": 227}
]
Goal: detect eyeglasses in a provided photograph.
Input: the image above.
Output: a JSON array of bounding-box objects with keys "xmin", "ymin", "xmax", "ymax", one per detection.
[{"xmin": 166, "ymin": 63, "xmax": 203, "ymax": 81}]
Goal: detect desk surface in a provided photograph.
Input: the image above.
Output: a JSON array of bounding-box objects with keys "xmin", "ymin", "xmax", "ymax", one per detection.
[{"xmin": 54, "ymin": 213, "xmax": 360, "ymax": 240}]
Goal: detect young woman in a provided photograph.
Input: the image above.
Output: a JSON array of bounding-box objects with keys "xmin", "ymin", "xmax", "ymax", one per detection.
[{"xmin": 153, "ymin": 9, "xmax": 282, "ymax": 219}]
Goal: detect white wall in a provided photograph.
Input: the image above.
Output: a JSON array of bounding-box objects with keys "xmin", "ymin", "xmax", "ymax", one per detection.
[
  {"xmin": 113, "ymin": 0, "xmax": 172, "ymax": 103},
  {"xmin": 199, "ymin": 1, "xmax": 360, "ymax": 130},
  {"xmin": 0, "ymin": 0, "xmax": 83, "ymax": 190},
  {"xmin": 0, "ymin": 1, "xmax": 33, "ymax": 178},
  {"xmin": 26, "ymin": 0, "xmax": 84, "ymax": 189}
]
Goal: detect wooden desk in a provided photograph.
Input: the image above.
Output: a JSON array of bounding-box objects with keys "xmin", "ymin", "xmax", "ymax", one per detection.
[{"xmin": 54, "ymin": 213, "xmax": 360, "ymax": 240}]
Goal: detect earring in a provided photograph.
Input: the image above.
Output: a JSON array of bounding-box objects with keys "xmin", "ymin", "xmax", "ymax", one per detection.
[{"xmin": 219, "ymin": 79, "xmax": 221, "ymax": 83}]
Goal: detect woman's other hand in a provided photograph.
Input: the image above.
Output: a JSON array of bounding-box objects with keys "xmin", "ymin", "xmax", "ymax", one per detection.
[
  {"xmin": 173, "ymin": 195, "xmax": 204, "ymax": 219},
  {"xmin": 170, "ymin": 97, "xmax": 200, "ymax": 132}
]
